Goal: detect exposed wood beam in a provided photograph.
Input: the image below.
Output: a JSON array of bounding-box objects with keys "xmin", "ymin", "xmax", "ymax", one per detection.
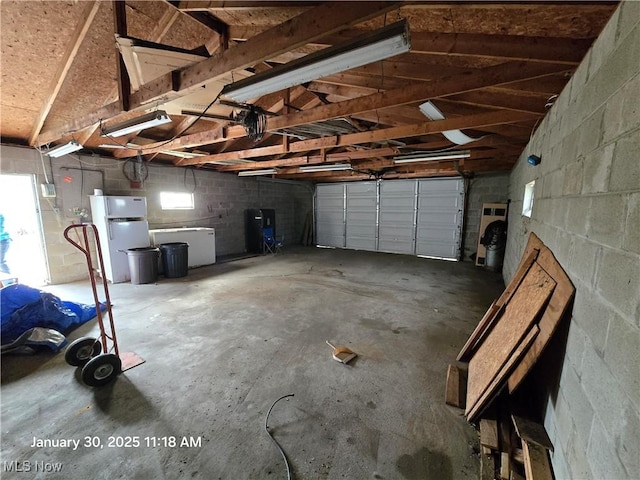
[
  {"xmin": 113, "ymin": 0, "xmax": 131, "ymax": 111},
  {"xmin": 216, "ymin": 147, "xmax": 401, "ymax": 172},
  {"xmin": 28, "ymin": 1, "xmax": 100, "ymax": 146},
  {"xmin": 129, "ymin": 2, "xmax": 399, "ymax": 107},
  {"xmin": 446, "ymin": 90, "xmax": 548, "ymax": 114},
  {"xmin": 321, "ymin": 30, "xmax": 592, "ymax": 65},
  {"xmin": 180, "ymin": 110, "xmax": 537, "ymax": 166},
  {"xmin": 73, "ymin": 6, "xmax": 181, "ymax": 144},
  {"xmin": 265, "ymin": 62, "xmax": 569, "ymax": 132},
  {"xmin": 38, "ymin": 1, "xmax": 398, "ymax": 144}
]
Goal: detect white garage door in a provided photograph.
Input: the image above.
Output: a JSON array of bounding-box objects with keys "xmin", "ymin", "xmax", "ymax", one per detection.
[
  {"xmin": 315, "ymin": 178, "xmax": 464, "ymax": 260},
  {"xmin": 346, "ymin": 182, "xmax": 377, "ymax": 251},
  {"xmin": 415, "ymin": 178, "xmax": 464, "ymax": 259},
  {"xmin": 315, "ymin": 183, "xmax": 345, "ymax": 247}
]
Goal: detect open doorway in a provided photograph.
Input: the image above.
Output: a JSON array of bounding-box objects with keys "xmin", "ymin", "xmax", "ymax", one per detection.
[{"xmin": 0, "ymin": 174, "xmax": 48, "ymax": 286}]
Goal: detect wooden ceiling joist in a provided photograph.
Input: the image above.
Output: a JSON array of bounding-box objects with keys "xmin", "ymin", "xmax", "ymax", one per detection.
[
  {"xmin": 37, "ymin": 1, "xmax": 398, "ymax": 144},
  {"xmin": 179, "ymin": 109, "xmax": 538, "ymax": 167},
  {"xmin": 27, "ymin": 1, "xmax": 100, "ymax": 146}
]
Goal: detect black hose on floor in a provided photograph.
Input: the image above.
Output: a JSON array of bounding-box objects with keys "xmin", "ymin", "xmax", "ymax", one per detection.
[{"xmin": 265, "ymin": 393, "xmax": 295, "ymax": 480}]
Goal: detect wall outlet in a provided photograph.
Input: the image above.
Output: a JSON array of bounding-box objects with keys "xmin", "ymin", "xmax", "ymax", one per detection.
[{"xmin": 41, "ymin": 183, "xmax": 57, "ymax": 197}]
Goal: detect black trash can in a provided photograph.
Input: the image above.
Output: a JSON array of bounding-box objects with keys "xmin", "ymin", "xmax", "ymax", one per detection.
[
  {"xmin": 126, "ymin": 247, "xmax": 160, "ymax": 284},
  {"xmin": 159, "ymin": 242, "xmax": 189, "ymax": 278}
]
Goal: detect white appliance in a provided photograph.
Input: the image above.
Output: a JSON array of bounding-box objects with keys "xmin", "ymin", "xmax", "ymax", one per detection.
[
  {"xmin": 149, "ymin": 227, "xmax": 216, "ymax": 268},
  {"xmin": 90, "ymin": 195, "xmax": 150, "ymax": 283}
]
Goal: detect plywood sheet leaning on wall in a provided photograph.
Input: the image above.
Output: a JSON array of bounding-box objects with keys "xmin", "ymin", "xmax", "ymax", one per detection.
[
  {"xmin": 465, "ymin": 262, "xmax": 556, "ymax": 420},
  {"xmin": 460, "ymin": 232, "xmax": 575, "ymax": 423},
  {"xmin": 507, "ymin": 235, "xmax": 575, "ymax": 393}
]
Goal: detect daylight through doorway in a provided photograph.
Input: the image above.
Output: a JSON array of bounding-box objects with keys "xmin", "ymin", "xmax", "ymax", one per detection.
[{"xmin": 0, "ymin": 174, "xmax": 48, "ymax": 286}]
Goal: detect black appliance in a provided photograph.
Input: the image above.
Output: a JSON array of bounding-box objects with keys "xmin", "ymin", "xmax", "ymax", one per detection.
[{"xmin": 245, "ymin": 209, "xmax": 276, "ymax": 253}]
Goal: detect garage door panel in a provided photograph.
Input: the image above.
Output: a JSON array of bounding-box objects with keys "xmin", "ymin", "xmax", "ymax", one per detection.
[
  {"xmin": 346, "ymin": 181, "xmax": 377, "ymax": 251},
  {"xmin": 316, "ymin": 178, "xmax": 463, "ymax": 259}
]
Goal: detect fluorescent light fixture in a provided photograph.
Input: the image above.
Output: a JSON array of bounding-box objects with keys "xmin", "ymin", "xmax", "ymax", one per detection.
[
  {"xmin": 99, "ymin": 142, "xmax": 139, "ymax": 149},
  {"xmin": 45, "ymin": 140, "xmax": 83, "ymax": 157},
  {"xmin": 419, "ymin": 101, "xmax": 483, "ymax": 145},
  {"xmin": 299, "ymin": 163, "xmax": 352, "ymax": 173},
  {"xmin": 101, "ymin": 110, "xmax": 171, "ymax": 137},
  {"xmin": 393, "ymin": 151, "xmax": 471, "ymax": 164},
  {"xmin": 238, "ymin": 168, "xmax": 277, "ymax": 176},
  {"xmin": 222, "ymin": 20, "xmax": 411, "ymax": 103},
  {"xmin": 162, "ymin": 150, "xmax": 207, "ymax": 159}
]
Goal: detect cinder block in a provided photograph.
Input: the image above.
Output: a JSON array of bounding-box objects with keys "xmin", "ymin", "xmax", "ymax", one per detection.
[
  {"xmin": 624, "ymin": 193, "xmax": 640, "ymax": 254},
  {"xmin": 572, "ymin": 288, "xmax": 610, "ymax": 355},
  {"xmin": 569, "ymin": 49, "xmax": 592, "ymax": 106},
  {"xmin": 582, "ymin": 143, "xmax": 614, "ymax": 194},
  {"xmin": 564, "ymin": 319, "xmax": 587, "ymax": 371},
  {"xmin": 568, "ymin": 236, "xmax": 602, "ymax": 288},
  {"xmin": 615, "ymin": 0, "xmax": 640, "ymax": 45},
  {"xmin": 589, "ymin": 23, "xmax": 640, "ymax": 110},
  {"xmin": 566, "ymin": 429, "xmax": 594, "ymax": 480},
  {"xmin": 587, "ymin": 416, "xmax": 629, "ymax": 480},
  {"xmin": 582, "ymin": 342, "xmax": 634, "ymax": 440},
  {"xmin": 603, "ymin": 314, "xmax": 640, "ymax": 409},
  {"xmin": 541, "ymin": 169, "xmax": 565, "ymax": 199},
  {"xmin": 609, "ymin": 128, "xmax": 640, "ymax": 193},
  {"xmin": 562, "ymin": 160, "xmax": 583, "ymax": 196},
  {"xmin": 559, "ymin": 361, "xmax": 596, "ymax": 443},
  {"xmin": 552, "ymin": 390, "xmax": 574, "ymax": 453},
  {"xmin": 565, "ymin": 196, "xmax": 589, "ymax": 236},
  {"xmin": 588, "ymin": 6, "xmax": 620, "ymax": 79},
  {"xmin": 587, "ymin": 194, "xmax": 627, "ymax": 248},
  {"xmin": 616, "ymin": 403, "xmax": 640, "ymax": 478},
  {"xmin": 596, "ymin": 248, "xmax": 640, "ymax": 318},
  {"xmin": 603, "ymin": 71, "xmax": 640, "ymax": 144}
]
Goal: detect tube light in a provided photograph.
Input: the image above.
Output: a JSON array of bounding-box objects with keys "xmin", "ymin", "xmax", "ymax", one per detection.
[
  {"xmin": 238, "ymin": 168, "xmax": 277, "ymax": 176},
  {"xmin": 162, "ymin": 150, "xmax": 207, "ymax": 159},
  {"xmin": 101, "ymin": 111, "xmax": 172, "ymax": 137},
  {"xmin": 45, "ymin": 140, "xmax": 83, "ymax": 157},
  {"xmin": 393, "ymin": 151, "xmax": 471, "ymax": 164},
  {"xmin": 222, "ymin": 20, "xmax": 411, "ymax": 103},
  {"xmin": 299, "ymin": 163, "xmax": 352, "ymax": 173},
  {"xmin": 419, "ymin": 101, "xmax": 483, "ymax": 145}
]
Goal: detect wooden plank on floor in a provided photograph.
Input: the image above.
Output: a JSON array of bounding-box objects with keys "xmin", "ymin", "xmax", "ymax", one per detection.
[
  {"xmin": 457, "ymin": 249, "xmax": 539, "ymax": 362},
  {"xmin": 467, "ymin": 325, "xmax": 540, "ymax": 422},
  {"xmin": 445, "ymin": 364, "xmax": 467, "ymax": 408},
  {"xmin": 511, "ymin": 415, "xmax": 554, "ymax": 451},
  {"xmin": 507, "ymin": 236, "xmax": 575, "ymax": 393},
  {"xmin": 522, "ymin": 439, "xmax": 554, "ymax": 480},
  {"xmin": 465, "ymin": 264, "xmax": 555, "ymax": 418},
  {"xmin": 500, "ymin": 451, "xmax": 511, "ymax": 480},
  {"xmin": 480, "ymin": 417, "xmax": 499, "ymax": 450}
]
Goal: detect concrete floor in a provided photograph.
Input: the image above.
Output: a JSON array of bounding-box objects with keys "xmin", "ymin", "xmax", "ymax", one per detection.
[{"xmin": 1, "ymin": 246, "xmax": 504, "ymax": 479}]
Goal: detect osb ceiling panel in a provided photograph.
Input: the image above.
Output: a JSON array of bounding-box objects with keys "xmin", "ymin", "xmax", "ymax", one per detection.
[
  {"xmin": 43, "ymin": 2, "xmax": 117, "ymax": 130},
  {"xmin": 0, "ymin": 1, "xmax": 87, "ymax": 129},
  {"xmin": 362, "ymin": 5, "xmax": 615, "ymax": 37},
  {"xmin": 0, "ymin": 1, "xmax": 619, "ymax": 181},
  {"xmin": 208, "ymin": 6, "xmax": 309, "ymax": 27},
  {"xmin": 161, "ymin": 13, "xmax": 218, "ymax": 51}
]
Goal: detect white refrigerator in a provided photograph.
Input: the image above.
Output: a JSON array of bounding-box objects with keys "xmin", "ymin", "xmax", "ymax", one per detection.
[{"xmin": 89, "ymin": 195, "xmax": 150, "ymax": 283}]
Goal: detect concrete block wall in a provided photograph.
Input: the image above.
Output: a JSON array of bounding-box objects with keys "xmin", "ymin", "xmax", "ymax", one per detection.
[
  {"xmin": 503, "ymin": 2, "xmax": 639, "ymax": 478},
  {"xmin": 0, "ymin": 145, "xmax": 312, "ymax": 284},
  {"xmin": 463, "ymin": 173, "xmax": 510, "ymax": 261}
]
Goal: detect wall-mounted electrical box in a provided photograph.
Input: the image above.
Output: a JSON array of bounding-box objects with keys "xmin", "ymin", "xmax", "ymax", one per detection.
[
  {"xmin": 40, "ymin": 183, "xmax": 57, "ymax": 198},
  {"xmin": 475, "ymin": 203, "xmax": 508, "ymax": 266}
]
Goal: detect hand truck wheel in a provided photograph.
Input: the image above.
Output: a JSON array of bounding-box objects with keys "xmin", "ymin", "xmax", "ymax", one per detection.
[
  {"xmin": 81, "ymin": 354, "xmax": 122, "ymax": 387},
  {"xmin": 65, "ymin": 337, "xmax": 102, "ymax": 367}
]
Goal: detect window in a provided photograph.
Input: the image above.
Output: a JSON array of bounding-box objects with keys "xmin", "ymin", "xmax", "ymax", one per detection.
[
  {"xmin": 160, "ymin": 192, "xmax": 194, "ymax": 210},
  {"xmin": 522, "ymin": 181, "xmax": 535, "ymax": 217}
]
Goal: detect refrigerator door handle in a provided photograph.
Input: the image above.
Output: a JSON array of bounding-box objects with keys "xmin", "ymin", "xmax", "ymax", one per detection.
[{"xmin": 108, "ymin": 222, "xmax": 113, "ymax": 241}]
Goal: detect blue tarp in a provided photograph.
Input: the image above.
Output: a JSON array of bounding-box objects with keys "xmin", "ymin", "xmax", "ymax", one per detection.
[{"xmin": 1, "ymin": 284, "xmax": 102, "ymax": 346}]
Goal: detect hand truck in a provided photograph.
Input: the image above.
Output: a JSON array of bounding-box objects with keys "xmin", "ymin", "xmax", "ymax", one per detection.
[{"xmin": 63, "ymin": 224, "xmax": 144, "ymax": 387}]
